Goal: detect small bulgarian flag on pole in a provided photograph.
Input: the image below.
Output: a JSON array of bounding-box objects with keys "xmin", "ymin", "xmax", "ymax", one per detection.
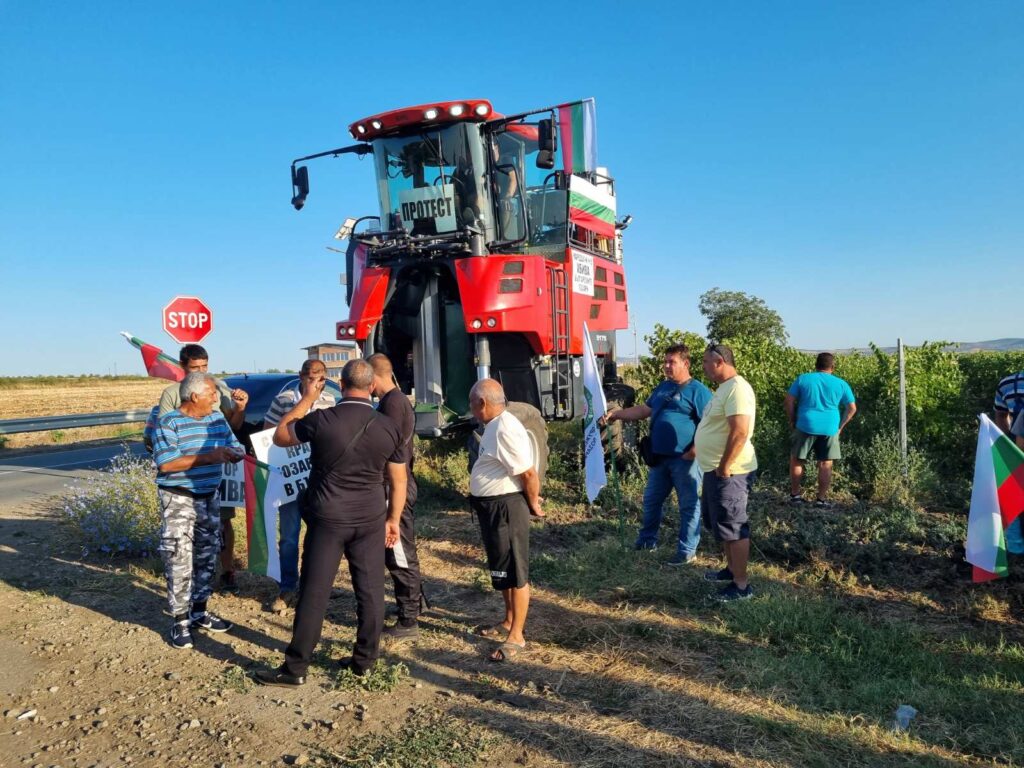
[
  {"xmin": 243, "ymin": 455, "xmax": 283, "ymax": 582},
  {"xmin": 556, "ymin": 98, "xmax": 598, "ymax": 174},
  {"xmin": 120, "ymin": 332, "xmax": 185, "ymax": 382},
  {"xmin": 966, "ymin": 414, "xmax": 1024, "ymax": 582}
]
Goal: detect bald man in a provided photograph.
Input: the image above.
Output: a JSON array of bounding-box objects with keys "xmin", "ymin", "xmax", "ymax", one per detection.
[
  {"xmin": 468, "ymin": 379, "xmax": 542, "ymax": 662},
  {"xmin": 368, "ymin": 353, "xmax": 423, "ymax": 638}
]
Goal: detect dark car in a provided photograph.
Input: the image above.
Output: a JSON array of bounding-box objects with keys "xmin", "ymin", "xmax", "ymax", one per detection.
[
  {"xmin": 222, "ymin": 373, "xmax": 342, "ymax": 452},
  {"xmin": 143, "ymin": 373, "xmax": 341, "ymax": 454}
]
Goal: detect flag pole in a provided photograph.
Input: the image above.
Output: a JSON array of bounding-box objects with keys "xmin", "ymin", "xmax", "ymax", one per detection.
[{"xmin": 608, "ymin": 436, "xmax": 626, "ymax": 547}]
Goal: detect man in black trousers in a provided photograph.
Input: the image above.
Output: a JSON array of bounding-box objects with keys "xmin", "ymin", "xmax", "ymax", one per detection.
[
  {"xmin": 254, "ymin": 359, "xmax": 407, "ymax": 685},
  {"xmin": 367, "ymin": 353, "xmax": 424, "ymax": 639}
]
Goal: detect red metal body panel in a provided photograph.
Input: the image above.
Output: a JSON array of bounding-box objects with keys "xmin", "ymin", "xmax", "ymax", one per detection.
[
  {"xmin": 337, "ymin": 266, "xmax": 390, "ymax": 341},
  {"xmin": 454, "ymin": 254, "xmax": 628, "ymax": 357}
]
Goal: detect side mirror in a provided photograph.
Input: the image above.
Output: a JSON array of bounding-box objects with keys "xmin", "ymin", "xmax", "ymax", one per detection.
[
  {"xmin": 291, "ymin": 165, "xmax": 309, "ymax": 210},
  {"xmin": 536, "ymin": 118, "xmax": 557, "ymax": 170}
]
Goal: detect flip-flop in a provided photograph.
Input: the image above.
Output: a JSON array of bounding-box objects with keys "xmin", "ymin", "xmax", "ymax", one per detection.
[
  {"xmin": 473, "ymin": 624, "xmax": 509, "ymax": 639},
  {"xmin": 489, "ymin": 641, "xmax": 527, "ymax": 662}
]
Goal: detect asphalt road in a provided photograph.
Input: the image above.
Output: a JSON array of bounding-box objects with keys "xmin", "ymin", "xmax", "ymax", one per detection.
[{"xmin": 0, "ymin": 442, "xmax": 147, "ymax": 507}]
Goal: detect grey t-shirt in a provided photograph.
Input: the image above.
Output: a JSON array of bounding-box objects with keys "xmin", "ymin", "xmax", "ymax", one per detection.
[{"xmin": 1012, "ymin": 410, "xmax": 1024, "ymax": 439}]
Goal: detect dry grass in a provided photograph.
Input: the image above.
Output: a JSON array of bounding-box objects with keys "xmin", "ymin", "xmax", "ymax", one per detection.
[{"xmin": 0, "ymin": 377, "xmax": 167, "ymax": 449}]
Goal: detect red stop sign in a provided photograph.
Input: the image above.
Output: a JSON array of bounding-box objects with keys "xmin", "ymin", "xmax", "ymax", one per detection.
[{"xmin": 163, "ymin": 296, "xmax": 213, "ymax": 344}]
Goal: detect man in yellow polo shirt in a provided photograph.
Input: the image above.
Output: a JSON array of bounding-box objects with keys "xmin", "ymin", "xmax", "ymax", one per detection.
[{"xmin": 694, "ymin": 344, "xmax": 757, "ymax": 601}]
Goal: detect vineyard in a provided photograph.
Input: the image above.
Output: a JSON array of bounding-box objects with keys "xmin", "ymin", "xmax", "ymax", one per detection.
[{"xmin": 630, "ymin": 325, "xmax": 1024, "ymax": 508}]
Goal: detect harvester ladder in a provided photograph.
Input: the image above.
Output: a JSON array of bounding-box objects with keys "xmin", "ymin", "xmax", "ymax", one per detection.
[{"xmin": 549, "ymin": 265, "xmax": 572, "ymax": 417}]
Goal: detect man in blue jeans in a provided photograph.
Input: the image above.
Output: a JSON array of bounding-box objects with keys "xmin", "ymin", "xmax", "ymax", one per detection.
[
  {"xmin": 263, "ymin": 359, "xmax": 337, "ymax": 611},
  {"xmin": 606, "ymin": 344, "xmax": 712, "ymax": 564}
]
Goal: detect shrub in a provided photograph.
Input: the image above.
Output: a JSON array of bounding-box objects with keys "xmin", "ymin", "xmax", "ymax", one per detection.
[{"xmin": 63, "ymin": 449, "xmax": 160, "ymax": 557}]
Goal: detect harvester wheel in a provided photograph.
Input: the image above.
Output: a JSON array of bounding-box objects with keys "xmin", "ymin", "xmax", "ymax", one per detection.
[{"xmin": 602, "ymin": 383, "xmax": 636, "ymax": 474}]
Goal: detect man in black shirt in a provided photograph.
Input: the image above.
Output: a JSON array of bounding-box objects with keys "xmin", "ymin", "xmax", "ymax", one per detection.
[
  {"xmin": 368, "ymin": 353, "xmax": 423, "ymax": 638},
  {"xmin": 254, "ymin": 359, "xmax": 407, "ymax": 686}
]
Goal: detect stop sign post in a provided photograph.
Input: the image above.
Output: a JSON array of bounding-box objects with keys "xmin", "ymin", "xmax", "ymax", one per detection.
[{"xmin": 163, "ymin": 296, "xmax": 214, "ymax": 345}]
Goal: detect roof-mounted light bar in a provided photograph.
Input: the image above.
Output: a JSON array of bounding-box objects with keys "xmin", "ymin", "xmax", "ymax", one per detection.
[{"xmin": 348, "ymin": 99, "xmax": 494, "ymax": 140}]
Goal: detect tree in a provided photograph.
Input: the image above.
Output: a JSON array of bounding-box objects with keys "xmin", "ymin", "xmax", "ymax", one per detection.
[{"xmin": 698, "ymin": 288, "xmax": 788, "ymax": 345}]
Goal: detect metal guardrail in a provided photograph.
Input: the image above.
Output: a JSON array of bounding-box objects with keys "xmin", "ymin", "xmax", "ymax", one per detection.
[{"xmin": 0, "ymin": 410, "xmax": 151, "ymax": 435}]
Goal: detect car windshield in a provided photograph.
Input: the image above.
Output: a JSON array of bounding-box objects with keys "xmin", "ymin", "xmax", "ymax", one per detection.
[{"xmin": 372, "ymin": 123, "xmax": 491, "ymax": 238}]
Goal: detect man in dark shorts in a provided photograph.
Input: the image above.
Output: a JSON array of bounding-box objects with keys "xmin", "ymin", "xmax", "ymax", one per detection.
[
  {"xmin": 368, "ymin": 353, "xmax": 424, "ymax": 639},
  {"xmin": 694, "ymin": 345, "xmax": 758, "ymax": 602},
  {"xmin": 468, "ymin": 379, "xmax": 543, "ymax": 662},
  {"xmin": 784, "ymin": 352, "xmax": 857, "ymax": 508},
  {"xmin": 253, "ymin": 359, "xmax": 407, "ymax": 686}
]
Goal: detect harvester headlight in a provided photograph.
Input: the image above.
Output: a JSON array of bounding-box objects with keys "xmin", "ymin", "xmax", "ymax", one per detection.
[
  {"xmin": 474, "ymin": 104, "xmax": 490, "ymax": 116},
  {"xmin": 347, "ymin": 326, "xmax": 356, "ymax": 336},
  {"xmin": 356, "ymin": 124, "xmax": 366, "ymax": 135},
  {"xmin": 486, "ymin": 317, "xmax": 497, "ymax": 328},
  {"xmin": 449, "ymin": 104, "xmax": 465, "ymax": 117},
  {"xmin": 371, "ymin": 120, "xmax": 382, "ymax": 130},
  {"xmin": 470, "ymin": 319, "xmax": 482, "ymax": 329},
  {"xmin": 424, "ymin": 108, "xmax": 439, "ymax": 120}
]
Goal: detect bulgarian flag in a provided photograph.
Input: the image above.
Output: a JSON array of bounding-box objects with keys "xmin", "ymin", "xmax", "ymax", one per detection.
[
  {"xmin": 557, "ymin": 98, "xmax": 598, "ymax": 174},
  {"xmin": 966, "ymin": 414, "xmax": 1024, "ymax": 582},
  {"xmin": 120, "ymin": 332, "xmax": 184, "ymax": 382},
  {"xmin": 243, "ymin": 455, "xmax": 284, "ymax": 582},
  {"xmin": 568, "ymin": 175, "xmax": 616, "ymax": 238}
]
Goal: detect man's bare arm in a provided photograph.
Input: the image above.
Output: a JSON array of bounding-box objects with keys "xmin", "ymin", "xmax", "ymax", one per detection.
[
  {"xmin": 159, "ymin": 446, "xmax": 242, "ymax": 473},
  {"xmin": 839, "ymin": 402, "xmax": 858, "ymax": 433},
  {"xmin": 717, "ymin": 414, "xmax": 751, "ymax": 477},
  {"xmin": 994, "ymin": 410, "xmax": 1013, "ymax": 434},
  {"xmin": 273, "ymin": 385, "xmax": 324, "ymax": 447},
  {"xmin": 517, "ymin": 466, "xmax": 544, "ymax": 517},
  {"xmin": 604, "ymin": 404, "xmax": 652, "ymax": 423},
  {"xmin": 385, "ymin": 462, "xmax": 408, "ymax": 548}
]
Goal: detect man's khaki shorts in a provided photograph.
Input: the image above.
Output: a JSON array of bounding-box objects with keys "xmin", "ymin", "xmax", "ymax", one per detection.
[{"xmin": 791, "ymin": 429, "xmax": 841, "ymax": 461}]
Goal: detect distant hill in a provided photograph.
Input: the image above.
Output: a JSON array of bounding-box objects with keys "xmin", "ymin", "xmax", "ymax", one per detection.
[{"xmin": 830, "ymin": 339, "xmax": 1024, "ymax": 355}]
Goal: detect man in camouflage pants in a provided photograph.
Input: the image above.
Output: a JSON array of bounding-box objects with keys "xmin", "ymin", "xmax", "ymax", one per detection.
[{"xmin": 153, "ymin": 373, "xmax": 246, "ymax": 649}]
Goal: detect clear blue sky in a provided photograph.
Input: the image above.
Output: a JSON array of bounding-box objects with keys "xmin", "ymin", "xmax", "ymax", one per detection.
[{"xmin": 1, "ymin": 2, "xmax": 1021, "ymax": 375}]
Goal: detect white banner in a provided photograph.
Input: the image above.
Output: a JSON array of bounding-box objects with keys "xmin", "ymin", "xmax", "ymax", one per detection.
[
  {"xmin": 250, "ymin": 428, "xmax": 313, "ymax": 504},
  {"xmin": 582, "ymin": 322, "xmax": 608, "ymax": 503},
  {"xmin": 218, "ymin": 459, "xmax": 245, "ymax": 508},
  {"xmin": 572, "ymin": 250, "xmax": 594, "ymax": 296}
]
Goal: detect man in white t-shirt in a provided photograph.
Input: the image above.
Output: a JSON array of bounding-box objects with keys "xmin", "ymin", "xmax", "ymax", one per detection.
[{"xmin": 467, "ymin": 379, "xmax": 543, "ymax": 662}]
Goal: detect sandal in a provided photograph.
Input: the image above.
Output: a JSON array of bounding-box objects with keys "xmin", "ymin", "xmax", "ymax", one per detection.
[
  {"xmin": 489, "ymin": 641, "xmax": 527, "ymax": 662},
  {"xmin": 473, "ymin": 624, "xmax": 509, "ymax": 640}
]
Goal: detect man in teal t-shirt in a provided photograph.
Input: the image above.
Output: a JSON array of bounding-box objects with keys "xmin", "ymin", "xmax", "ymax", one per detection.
[{"xmin": 784, "ymin": 353, "xmax": 857, "ymax": 508}]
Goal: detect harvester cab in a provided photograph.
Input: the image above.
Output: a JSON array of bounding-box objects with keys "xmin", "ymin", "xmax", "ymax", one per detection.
[{"xmin": 290, "ymin": 98, "xmax": 635, "ymax": 470}]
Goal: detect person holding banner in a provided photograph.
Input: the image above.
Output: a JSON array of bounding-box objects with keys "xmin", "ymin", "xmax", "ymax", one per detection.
[
  {"xmin": 368, "ymin": 353, "xmax": 424, "ymax": 639},
  {"xmin": 157, "ymin": 344, "xmax": 249, "ymax": 594},
  {"xmin": 254, "ymin": 359, "xmax": 407, "ymax": 686},
  {"xmin": 152, "ymin": 373, "xmax": 246, "ymax": 650},
  {"xmin": 262, "ymin": 359, "xmax": 337, "ymax": 612},
  {"xmin": 605, "ymin": 344, "xmax": 711, "ymax": 565}
]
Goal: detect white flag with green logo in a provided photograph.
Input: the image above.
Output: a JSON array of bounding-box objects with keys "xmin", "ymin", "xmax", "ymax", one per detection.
[{"xmin": 582, "ymin": 323, "xmax": 608, "ymax": 503}]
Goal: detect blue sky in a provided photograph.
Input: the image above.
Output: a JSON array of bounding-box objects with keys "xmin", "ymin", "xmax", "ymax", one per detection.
[{"xmin": 1, "ymin": 2, "xmax": 1021, "ymax": 375}]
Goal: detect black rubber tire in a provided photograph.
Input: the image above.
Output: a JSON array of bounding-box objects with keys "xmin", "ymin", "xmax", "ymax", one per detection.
[
  {"xmin": 602, "ymin": 383, "xmax": 636, "ymax": 474},
  {"xmin": 466, "ymin": 402, "xmax": 549, "ymax": 486},
  {"xmin": 506, "ymin": 401, "xmax": 549, "ymax": 485}
]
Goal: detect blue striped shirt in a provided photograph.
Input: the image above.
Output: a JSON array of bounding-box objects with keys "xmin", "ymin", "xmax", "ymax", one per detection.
[
  {"xmin": 995, "ymin": 371, "xmax": 1024, "ymax": 419},
  {"xmin": 153, "ymin": 410, "xmax": 243, "ymax": 494}
]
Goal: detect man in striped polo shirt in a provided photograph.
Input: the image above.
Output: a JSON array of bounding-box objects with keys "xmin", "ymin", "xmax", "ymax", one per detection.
[
  {"xmin": 153, "ymin": 373, "xmax": 246, "ymax": 650},
  {"xmin": 263, "ymin": 359, "xmax": 336, "ymax": 612}
]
